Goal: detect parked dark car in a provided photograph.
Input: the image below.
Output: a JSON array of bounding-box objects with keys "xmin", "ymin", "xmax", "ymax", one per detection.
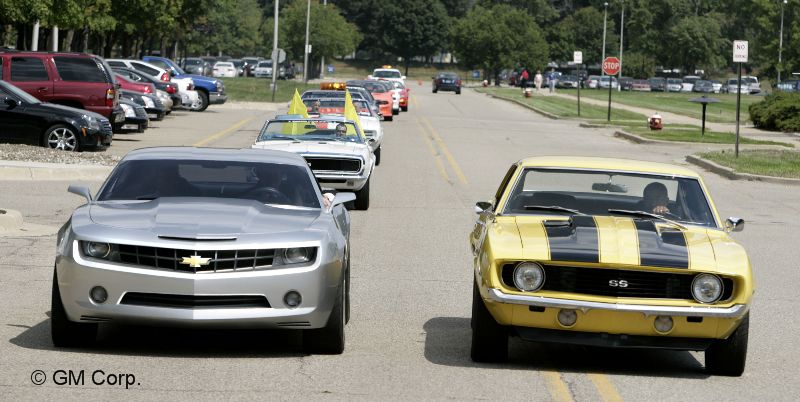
[
  {"xmin": 181, "ymin": 57, "xmax": 208, "ymax": 76},
  {"xmin": 120, "ymin": 89, "xmax": 166, "ymax": 121},
  {"xmin": 648, "ymin": 77, "xmax": 666, "ymax": 92},
  {"xmin": 0, "ymin": 80, "xmax": 112, "ymax": 151},
  {"xmin": 775, "ymin": 80, "xmax": 800, "ymax": 92},
  {"xmin": 631, "ymin": 79, "xmax": 651, "ymax": 91},
  {"xmin": 555, "ymin": 75, "xmax": 580, "ymax": 89},
  {"xmin": 619, "ymin": 76, "xmax": 634, "ymax": 91},
  {"xmin": 112, "ymin": 66, "xmax": 181, "ymax": 107},
  {"xmin": 115, "ymin": 98, "xmax": 149, "ymax": 133},
  {"xmin": 432, "ymin": 72, "xmax": 461, "ymax": 94},
  {"xmin": 0, "ymin": 51, "xmax": 124, "ymax": 124},
  {"xmin": 693, "ymin": 80, "xmax": 715, "ymax": 93}
]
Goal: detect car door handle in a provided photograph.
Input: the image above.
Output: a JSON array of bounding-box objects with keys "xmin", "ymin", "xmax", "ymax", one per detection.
[{"xmin": 37, "ymin": 87, "xmax": 48, "ymax": 92}]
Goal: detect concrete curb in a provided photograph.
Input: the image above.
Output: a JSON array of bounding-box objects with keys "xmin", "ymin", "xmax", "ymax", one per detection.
[
  {"xmin": 613, "ymin": 130, "xmax": 793, "ymax": 150},
  {"xmin": 0, "ymin": 161, "xmax": 113, "ymax": 181},
  {"xmin": 478, "ymin": 92, "xmax": 559, "ymax": 120},
  {"xmin": 686, "ymin": 154, "xmax": 800, "ymax": 186}
]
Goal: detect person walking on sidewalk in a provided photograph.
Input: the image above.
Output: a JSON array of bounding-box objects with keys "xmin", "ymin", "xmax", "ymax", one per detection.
[
  {"xmin": 534, "ymin": 70, "xmax": 543, "ymax": 91},
  {"xmin": 520, "ymin": 68, "xmax": 529, "ymax": 92}
]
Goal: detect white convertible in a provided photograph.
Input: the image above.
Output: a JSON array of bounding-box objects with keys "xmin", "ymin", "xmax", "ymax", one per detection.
[
  {"xmin": 305, "ymin": 97, "xmax": 384, "ymax": 166},
  {"xmin": 252, "ymin": 115, "xmax": 375, "ymax": 210}
]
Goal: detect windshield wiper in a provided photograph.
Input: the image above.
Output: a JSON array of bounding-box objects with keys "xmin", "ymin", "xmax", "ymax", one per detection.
[
  {"xmin": 264, "ymin": 135, "xmax": 300, "ymax": 141},
  {"xmin": 607, "ymin": 209, "xmax": 687, "ymax": 230},
  {"xmin": 523, "ymin": 205, "xmax": 585, "ymax": 215}
]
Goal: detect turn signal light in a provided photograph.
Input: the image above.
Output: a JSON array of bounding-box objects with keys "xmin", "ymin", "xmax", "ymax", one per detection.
[{"xmin": 321, "ymin": 82, "xmax": 347, "ymax": 90}]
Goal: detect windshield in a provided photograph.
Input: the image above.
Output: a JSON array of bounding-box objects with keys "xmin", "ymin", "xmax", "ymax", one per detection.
[
  {"xmin": 258, "ymin": 120, "xmax": 364, "ymax": 143},
  {"xmin": 185, "ymin": 59, "xmax": 202, "ymax": 65},
  {"xmin": 97, "ymin": 159, "xmax": 320, "ymax": 208},
  {"xmin": 373, "ymin": 70, "xmax": 401, "ymax": 78},
  {"xmin": 668, "ymin": 79, "xmax": 682, "ymax": 84},
  {"xmin": 348, "ymin": 81, "xmax": 387, "ymax": 93},
  {"xmin": 502, "ymin": 168, "xmax": 717, "ymax": 227},
  {"xmin": 258, "ymin": 61, "xmax": 272, "ymax": 67},
  {"xmin": 0, "ymin": 81, "xmax": 41, "ymax": 104}
]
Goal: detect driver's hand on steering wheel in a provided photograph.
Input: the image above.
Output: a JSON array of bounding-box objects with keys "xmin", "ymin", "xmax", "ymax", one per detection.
[{"xmin": 652, "ymin": 205, "xmax": 670, "ymax": 215}]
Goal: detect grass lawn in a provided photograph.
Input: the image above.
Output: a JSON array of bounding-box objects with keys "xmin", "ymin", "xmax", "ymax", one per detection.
[
  {"xmin": 219, "ymin": 77, "xmax": 317, "ymax": 102},
  {"xmin": 698, "ymin": 150, "xmax": 800, "ymax": 178},
  {"xmin": 558, "ymin": 89, "xmax": 761, "ymax": 124},
  {"xmin": 626, "ymin": 127, "xmax": 792, "ymax": 147},
  {"xmin": 477, "ymin": 87, "xmax": 646, "ymax": 121}
]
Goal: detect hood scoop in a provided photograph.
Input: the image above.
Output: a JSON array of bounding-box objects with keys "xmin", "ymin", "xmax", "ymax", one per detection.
[{"xmin": 158, "ymin": 235, "xmax": 237, "ymax": 241}]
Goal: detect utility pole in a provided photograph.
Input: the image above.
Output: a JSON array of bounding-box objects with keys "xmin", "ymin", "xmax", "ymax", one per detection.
[
  {"xmin": 601, "ymin": 2, "xmax": 608, "ymax": 76},
  {"xmin": 271, "ymin": 0, "xmax": 279, "ymax": 102},
  {"xmin": 618, "ymin": 0, "xmax": 624, "ymax": 91},
  {"xmin": 778, "ymin": 0, "xmax": 787, "ymax": 84},
  {"xmin": 303, "ymin": 0, "xmax": 311, "ymax": 83},
  {"xmin": 319, "ymin": 0, "xmax": 327, "ymax": 79}
]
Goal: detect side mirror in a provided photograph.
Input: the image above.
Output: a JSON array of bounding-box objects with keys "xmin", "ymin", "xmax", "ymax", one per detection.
[
  {"xmin": 401, "ymin": 75, "xmax": 406, "ymax": 80},
  {"xmin": 368, "ymin": 138, "xmax": 377, "ymax": 145},
  {"xmin": 474, "ymin": 201, "xmax": 492, "ymax": 214},
  {"xmin": 330, "ymin": 192, "xmax": 356, "ymax": 208},
  {"xmin": 4, "ymin": 97, "xmax": 20, "ymax": 108},
  {"xmin": 68, "ymin": 185, "xmax": 93, "ymax": 203},
  {"xmin": 725, "ymin": 217, "xmax": 744, "ymax": 232}
]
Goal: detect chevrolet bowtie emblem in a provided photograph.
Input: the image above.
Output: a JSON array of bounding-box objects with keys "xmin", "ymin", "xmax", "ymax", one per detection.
[{"xmin": 181, "ymin": 254, "xmax": 211, "ymax": 268}]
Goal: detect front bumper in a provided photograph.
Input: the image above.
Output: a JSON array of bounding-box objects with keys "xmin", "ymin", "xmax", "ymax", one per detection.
[
  {"xmin": 209, "ymin": 91, "xmax": 227, "ymax": 105},
  {"xmin": 316, "ymin": 172, "xmax": 369, "ymax": 191},
  {"xmin": 55, "ymin": 241, "xmax": 341, "ymax": 329}
]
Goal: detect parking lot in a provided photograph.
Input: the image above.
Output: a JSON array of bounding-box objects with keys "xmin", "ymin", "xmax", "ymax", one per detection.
[{"xmin": 2, "ymin": 88, "xmax": 799, "ymax": 400}]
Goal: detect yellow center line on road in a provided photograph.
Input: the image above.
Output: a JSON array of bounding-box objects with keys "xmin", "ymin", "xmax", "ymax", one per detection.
[
  {"xmin": 416, "ymin": 119, "xmax": 451, "ymax": 184},
  {"xmin": 411, "ymin": 93, "xmax": 419, "ymax": 108},
  {"xmin": 588, "ymin": 373, "xmax": 624, "ymax": 402},
  {"xmin": 542, "ymin": 371, "xmax": 575, "ymax": 402},
  {"xmin": 193, "ymin": 116, "xmax": 256, "ymax": 147},
  {"xmin": 419, "ymin": 117, "xmax": 468, "ymax": 185}
]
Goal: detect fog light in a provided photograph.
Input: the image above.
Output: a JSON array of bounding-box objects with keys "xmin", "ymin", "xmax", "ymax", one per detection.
[
  {"xmin": 90, "ymin": 286, "xmax": 107, "ymax": 303},
  {"xmin": 557, "ymin": 309, "xmax": 578, "ymax": 327},
  {"xmin": 284, "ymin": 291, "xmax": 302, "ymax": 308},
  {"xmin": 654, "ymin": 316, "xmax": 674, "ymax": 333}
]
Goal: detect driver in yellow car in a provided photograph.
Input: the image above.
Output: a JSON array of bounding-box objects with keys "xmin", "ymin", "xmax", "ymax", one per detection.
[{"xmin": 642, "ymin": 182, "xmax": 670, "ymax": 215}]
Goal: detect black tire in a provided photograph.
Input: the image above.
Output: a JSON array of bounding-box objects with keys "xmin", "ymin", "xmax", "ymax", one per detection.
[
  {"xmin": 303, "ymin": 280, "xmax": 345, "ymax": 354},
  {"xmin": 384, "ymin": 115, "xmax": 393, "ymax": 122},
  {"xmin": 432, "ymin": 87, "xmax": 438, "ymax": 93},
  {"xmin": 392, "ymin": 108, "xmax": 399, "ymax": 115},
  {"xmin": 470, "ymin": 280, "xmax": 508, "ymax": 362},
  {"xmin": 375, "ymin": 147, "xmax": 381, "ymax": 166},
  {"xmin": 706, "ymin": 313, "xmax": 749, "ymax": 376},
  {"xmin": 354, "ymin": 178, "xmax": 370, "ymax": 210},
  {"xmin": 194, "ymin": 90, "xmax": 209, "ymax": 112},
  {"xmin": 51, "ymin": 269, "xmax": 97, "ymax": 347},
  {"xmin": 42, "ymin": 124, "xmax": 81, "ymax": 152},
  {"xmin": 401, "ymin": 105, "xmax": 408, "ymax": 112},
  {"xmin": 456, "ymin": 88, "xmax": 461, "ymax": 95}
]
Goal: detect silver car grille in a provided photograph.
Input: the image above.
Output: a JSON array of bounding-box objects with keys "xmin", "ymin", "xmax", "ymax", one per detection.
[{"xmin": 116, "ymin": 244, "xmax": 276, "ymax": 273}]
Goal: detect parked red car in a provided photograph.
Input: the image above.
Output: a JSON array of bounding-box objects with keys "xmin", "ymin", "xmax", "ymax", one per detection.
[
  {"xmin": 115, "ymin": 73, "xmax": 155, "ymax": 94},
  {"xmin": 0, "ymin": 51, "xmax": 123, "ymax": 124}
]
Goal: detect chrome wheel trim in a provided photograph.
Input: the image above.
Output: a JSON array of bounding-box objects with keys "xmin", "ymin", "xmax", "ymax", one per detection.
[{"xmin": 47, "ymin": 127, "xmax": 78, "ymax": 151}]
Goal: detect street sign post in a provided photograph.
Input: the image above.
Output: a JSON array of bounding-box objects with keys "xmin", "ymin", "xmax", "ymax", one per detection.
[
  {"xmin": 574, "ymin": 51, "xmax": 583, "ymax": 116},
  {"xmin": 733, "ymin": 40, "xmax": 748, "ymax": 157},
  {"xmin": 603, "ymin": 57, "xmax": 620, "ymax": 121}
]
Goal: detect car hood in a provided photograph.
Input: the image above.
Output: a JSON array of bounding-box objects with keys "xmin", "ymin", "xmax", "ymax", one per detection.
[
  {"xmin": 88, "ymin": 198, "xmax": 320, "ymax": 238},
  {"xmin": 177, "ymin": 73, "xmax": 219, "ymax": 84},
  {"xmin": 252, "ymin": 140, "xmax": 366, "ymax": 155},
  {"xmin": 513, "ymin": 215, "xmax": 722, "ymax": 270},
  {"xmin": 36, "ymin": 102, "xmax": 105, "ymax": 120}
]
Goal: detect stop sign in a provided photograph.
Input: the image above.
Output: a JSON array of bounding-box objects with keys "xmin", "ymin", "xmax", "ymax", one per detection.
[{"xmin": 603, "ymin": 57, "xmax": 621, "ymax": 75}]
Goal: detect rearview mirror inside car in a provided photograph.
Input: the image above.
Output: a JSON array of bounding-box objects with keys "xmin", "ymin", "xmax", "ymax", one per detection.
[{"xmin": 591, "ymin": 182, "xmax": 628, "ymax": 193}]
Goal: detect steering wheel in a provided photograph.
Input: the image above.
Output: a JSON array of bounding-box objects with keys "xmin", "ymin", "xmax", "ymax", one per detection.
[{"xmin": 245, "ymin": 187, "xmax": 291, "ymax": 205}]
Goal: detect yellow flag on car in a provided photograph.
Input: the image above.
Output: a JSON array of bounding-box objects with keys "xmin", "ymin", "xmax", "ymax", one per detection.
[
  {"xmin": 288, "ymin": 89, "xmax": 310, "ymax": 118},
  {"xmin": 344, "ymin": 89, "xmax": 363, "ymax": 137}
]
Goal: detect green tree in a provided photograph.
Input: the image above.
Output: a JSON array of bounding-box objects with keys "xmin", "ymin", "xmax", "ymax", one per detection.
[
  {"xmin": 621, "ymin": 52, "xmax": 655, "ymax": 78},
  {"xmin": 381, "ymin": 0, "xmax": 449, "ymax": 75},
  {"xmin": 665, "ymin": 15, "xmax": 728, "ymax": 74},
  {"xmin": 547, "ymin": 7, "xmax": 617, "ymax": 66},
  {"xmin": 452, "ymin": 4, "xmax": 549, "ymax": 83}
]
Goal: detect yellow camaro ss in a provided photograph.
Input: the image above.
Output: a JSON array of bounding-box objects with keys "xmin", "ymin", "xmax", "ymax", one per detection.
[{"xmin": 470, "ymin": 157, "xmax": 752, "ymax": 376}]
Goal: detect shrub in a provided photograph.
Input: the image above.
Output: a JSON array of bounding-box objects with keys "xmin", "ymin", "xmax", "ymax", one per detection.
[{"xmin": 749, "ymin": 92, "xmax": 800, "ymax": 132}]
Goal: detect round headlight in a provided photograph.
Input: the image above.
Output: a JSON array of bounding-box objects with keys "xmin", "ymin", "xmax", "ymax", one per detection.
[
  {"xmin": 691, "ymin": 274, "xmax": 723, "ymax": 304},
  {"xmin": 283, "ymin": 248, "xmax": 310, "ymax": 264},
  {"xmin": 513, "ymin": 262, "xmax": 545, "ymax": 292},
  {"xmin": 84, "ymin": 242, "xmax": 110, "ymax": 258},
  {"xmin": 121, "ymin": 103, "xmax": 135, "ymax": 117}
]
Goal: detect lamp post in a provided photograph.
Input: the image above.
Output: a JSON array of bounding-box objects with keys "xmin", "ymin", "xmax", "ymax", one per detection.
[
  {"xmin": 601, "ymin": 2, "xmax": 608, "ymax": 76},
  {"xmin": 303, "ymin": 0, "xmax": 311, "ymax": 83},
  {"xmin": 319, "ymin": 0, "xmax": 327, "ymax": 79},
  {"xmin": 778, "ymin": 0, "xmax": 787, "ymax": 84},
  {"xmin": 618, "ymin": 0, "xmax": 624, "ymax": 91},
  {"xmin": 270, "ymin": 0, "xmax": 279, "ymax": 102}
]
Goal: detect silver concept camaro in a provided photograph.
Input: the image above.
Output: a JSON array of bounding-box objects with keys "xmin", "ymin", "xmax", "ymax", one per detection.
[{"xmin": 52, "ymin": 147, "xmax": 355, "ymax": 354}]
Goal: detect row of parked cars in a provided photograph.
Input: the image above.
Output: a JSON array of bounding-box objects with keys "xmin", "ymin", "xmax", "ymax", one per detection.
[
  {"xmin": 181, "ymin": 56, "xmax": 296, "ymax": 79},
  {"xmin": 0, "ymin": 51, "xmax": 228, "ymax": 151},
  {"xmin": 554, "ymin": 74, "xmax": 763, "ymax": 94}
]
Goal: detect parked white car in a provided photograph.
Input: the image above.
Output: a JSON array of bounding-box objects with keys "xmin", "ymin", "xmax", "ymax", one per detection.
[
  {"xmin": 598, "ymin": 76, "xmax": 618, "ymax": 89},
  {"xmin": 107, "ymin": 58, "xmax": 198, "ymax": 109},
  {"xmin": 666, "ymin": 78, "xmax": 683, "ymax": 92},
  {"xmin": 253, "ymin": 61, "xmax": 273, "ymax": 78},
  {"xmin": 212, "ymin": 61, "xmax": 237, "ymax": 78},
  {"xmin": 723, "ymin": 78, "xmax": 750, "ymax": 94},
  {"xmin": 252, "ymin": 116, "xmax": 376, "ymax": 210},
  {"xmin": 742, "ymin": 76, "xmax": 761, "ymax": 94},
  {"xmin": 681, "ymin": 75, "xmax": 701, "ymax": 92}
]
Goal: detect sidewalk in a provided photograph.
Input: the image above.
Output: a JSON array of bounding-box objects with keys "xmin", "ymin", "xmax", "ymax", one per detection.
[{"xmin": 545, "ymin": 91, "xmax": 800, "ymax": 144}]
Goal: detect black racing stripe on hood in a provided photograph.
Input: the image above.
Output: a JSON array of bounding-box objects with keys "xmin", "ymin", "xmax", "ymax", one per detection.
[
  {"xmin": 634, "ymin": 220, "xmax": 689, "ymax": 268},
  {"xmin": 544, "ymin": 215, "xmax": 600, "ymax": 263}
]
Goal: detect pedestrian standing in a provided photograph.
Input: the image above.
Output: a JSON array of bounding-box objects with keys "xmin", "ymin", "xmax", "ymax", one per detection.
[
  {"xmin": 520, "ymin": 68, "xmax": 529, "ymax": 91},
  {"xmin": 534, "ymin": 70, "xmax": 543, "ymax": 91},
  {"xmin": 548, "ymin": 69, "xmax": 556, "ymax": 93}
]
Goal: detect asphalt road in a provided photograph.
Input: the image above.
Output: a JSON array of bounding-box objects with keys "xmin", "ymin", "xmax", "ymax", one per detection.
[{"xmin": 1, "ymin": 87, "xmax": 798, "ymax": 400}]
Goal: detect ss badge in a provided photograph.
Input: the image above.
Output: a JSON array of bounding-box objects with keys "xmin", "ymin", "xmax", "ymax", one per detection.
[{"xmin": 608, "ymin": 279, "xmax": 629, "ymax": 288}]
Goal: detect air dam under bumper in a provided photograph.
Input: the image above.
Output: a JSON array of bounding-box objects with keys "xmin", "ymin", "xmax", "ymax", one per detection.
[
  {"xmin": 55, "ymin": 245, "xmax": 341, "ymax": 329},
  {"xmin": 209, "ymin": 91, "xmax": 227, "ymax": 105}
]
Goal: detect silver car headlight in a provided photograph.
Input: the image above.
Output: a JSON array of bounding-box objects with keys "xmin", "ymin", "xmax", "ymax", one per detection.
[
  {"xmin": 81, "ymin": 114, "xmax": 100, "ymax": 130},
  {"xmin": 121, "ymin": 103, "xmax": 135, "ymax": 117},
  {"xmin": 274, "ymin": 247, "xmax": 317, "ymax": 266},
  {"xmin": 82, "ymin": 241, "xmax": 111, "ymax": 258},
  {"xmin": 141, "ymin": 96, "xmax": 155, "ymax": 108},
  {"xmin": 513, "ymin": 262, "xmax": 545, "ymax": 292},
  {"xmin": 691, "ymin": 273, "xmax": 723, "ymax": 303}
]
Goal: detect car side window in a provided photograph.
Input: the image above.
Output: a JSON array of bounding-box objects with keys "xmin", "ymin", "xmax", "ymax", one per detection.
[
  {"xmin": 10, "ymin": 57, "xmax": 49, "ymax": 81},
  {"xmin": 107, "ymin": 61, "xmax": 125, "ymax": 68},
  {"xmin": 131, "ymin": 62, "xmax": 159, "ymax": 77},
  {"xmin": 494, "ymin": 164, "xmax": 518, "ymax": 206},
  {"xmin": 53, "ymin": 57, "xmax": 108, "ymax": 82}
]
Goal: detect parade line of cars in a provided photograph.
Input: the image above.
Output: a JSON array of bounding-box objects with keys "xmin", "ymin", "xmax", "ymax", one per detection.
[
  {"xmin": 47, "ymin": 64, "xmax": 752, "ymax": 376},
  {"xmin": 0, "ymin": 51, "xmax": 226, "ymax": 151}
]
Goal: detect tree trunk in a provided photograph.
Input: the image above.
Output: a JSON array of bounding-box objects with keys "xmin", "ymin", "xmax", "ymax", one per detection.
[
  {"xmin": 404, "ymin": 54, "xmax": 410, "ymax": 77},
  {"xmin": 64, "ymin": 30, "xmax": 74, "ymax": 51}
]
